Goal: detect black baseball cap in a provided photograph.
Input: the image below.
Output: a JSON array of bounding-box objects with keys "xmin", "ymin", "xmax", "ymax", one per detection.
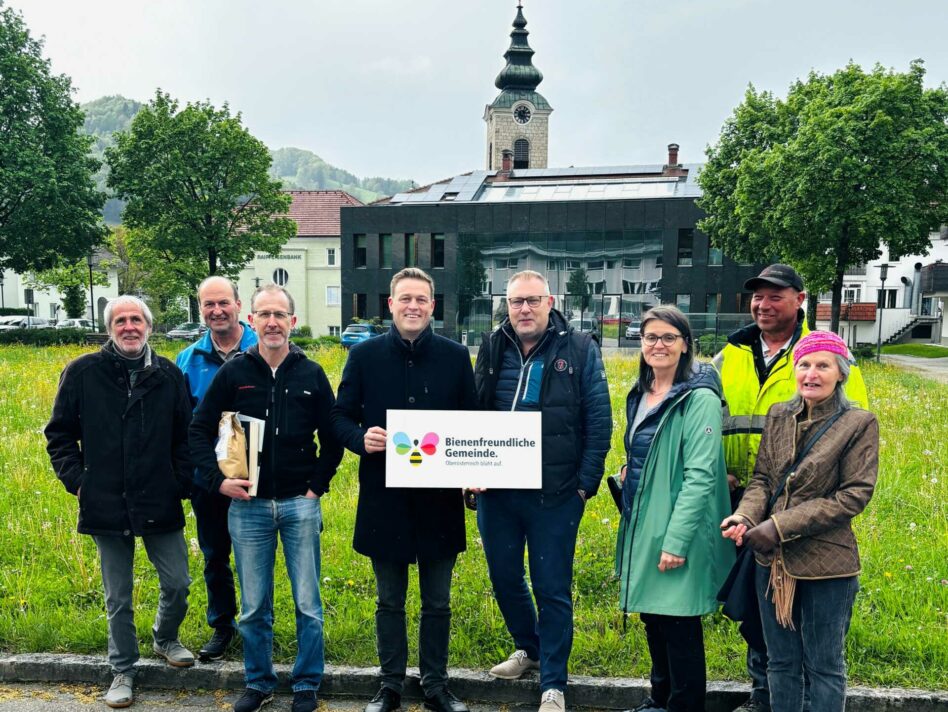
[{"xmin": 744, "ymin": 264, "xmax": 804, "ymax": 292}]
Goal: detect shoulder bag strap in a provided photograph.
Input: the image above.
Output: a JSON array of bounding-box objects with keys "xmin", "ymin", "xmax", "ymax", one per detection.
[{"xmin": 767, "ymin": 409, "xmax": 846, "ymax": 510}]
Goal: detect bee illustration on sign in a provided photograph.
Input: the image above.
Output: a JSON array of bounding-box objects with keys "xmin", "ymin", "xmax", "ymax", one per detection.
[{"xmin": 393, "ymin": 432, "xmax": 439, "ymax": 467}]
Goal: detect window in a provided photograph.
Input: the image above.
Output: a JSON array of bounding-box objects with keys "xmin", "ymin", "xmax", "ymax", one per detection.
[
  {"xmin": 566, "ymin": 259, "xmax": 581, "ymax": 269},
  {"xmin": 273, "ymin": 268, "xmax": 289, "ymax": 286},
  {"xmin": 606, "ymin": 260, "xmax": 617, "ymax": 269},
  {"xmin": 623, "ymin": 257, "xmax": 641, "ymax": 269},
  {"xmin": 432, "ymin": 234, "xmax": 445, "ymax": 268},
  {"xmin": 49, "ymin": 304, "xmax": 58, "ymax": 319},
  {"xmin": 354, "ymin": 234, "xmax": 367, "ymax": 268},
  {"xmin": 655, "ymin": 255, "xmax": 663, "ymax": 268},
  {"xmin": 877, "ymin": 288, "xmax": 897, "ymax": 308},
  {"xmin": 326, "ymin": 286, "xmax": 341, "ymax": 306},
  {"xmin": 379, "ymin": 294, "xmax": 390, "ymax": 318},
  {"xmin": 591, "ymin": 281, "xmax": 607, "ymax": 295},
  {"xmin": 676, "ymin": 294, "xmax": 691, "ymax": 312},
  {"xmin": 622, "ymin": 280, "xmax": 636, "ymax": 295},
  {"xmin": 328, "ymin": 326, "xmax": 341, "ymax": 337},
  {"xmin": 677, "ymin": 229, "xmax": 694, "ymax": 266},
  {"xmin": 843, "ymin": 285, "xmax": 861, "ymax": 303},
  {"xmin": 708, "ymin": 247, "xmax": 723, "ymax": 266},
  {"xmin": 495, "ymin": 257, "xmax": 518, "ymax": 269},
  {"xmin": 434, "ymin": 294, "xmax": 444, "ymax": 322},
  {"xmin": 354, "ymin": 293, "xmax": 367, "ymax": 319},
  {"xmin": 513, "ymin": 139, "xmax": 530, "ymax": 169},
  {"xmin": 379, "ymin": 234, "xmax": 392, "ymax": 269},
  {"xmin": 404, "ymin": 233, "xmax": 416, "ymax": 267},
  {"xmin": 587, "ymin": 260, "xmax": 604, "ymax": 271},
  {"xmin": 327, "ymin": 248, "xmax": 336, "ymax": 266},
  {"xmin": 705, "ymin": 293, "xmax": 719, "ymax": 314},
  {"xmin": 547, "ymin": 260, "xmax": 560, "ymax": 270}
]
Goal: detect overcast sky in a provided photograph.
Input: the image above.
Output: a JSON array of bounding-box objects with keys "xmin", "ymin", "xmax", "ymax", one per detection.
[{"xmin": 9, "ymin": 0, "xmax": 948, "ymax": 185}]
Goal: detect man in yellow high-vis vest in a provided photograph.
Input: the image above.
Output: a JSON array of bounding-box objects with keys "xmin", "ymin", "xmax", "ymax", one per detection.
[{"xmin": 714, "ymin": 264, "xmax": 868, "ymax": 712}]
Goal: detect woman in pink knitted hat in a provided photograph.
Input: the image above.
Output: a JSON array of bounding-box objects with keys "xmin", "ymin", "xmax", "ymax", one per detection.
[{"xmin": 720, "ymin": 331, "xmax": 878, "ymax": 712}]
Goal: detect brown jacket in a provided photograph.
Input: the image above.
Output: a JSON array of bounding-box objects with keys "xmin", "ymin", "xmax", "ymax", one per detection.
[{"xmin": 735, "ymin": 392, "xmax": 878, "ymax": 579}]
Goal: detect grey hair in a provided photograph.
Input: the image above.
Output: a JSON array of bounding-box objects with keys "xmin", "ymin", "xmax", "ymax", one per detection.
[
  {"xmin": 250, "ymin": 284, "xmax": 295, "ymax": 314},
  {"xmin": 198, "ymin": 275, "xmax": 239, "ymax": 301},
  {"xmin": 507, "ymin": 270, "xmax": 550, "ymax": 295},
  {"xmin": 789, "ymin": 353, "xmax": 854, "ymax": 411},
  {"xmin": 104, "ymin": 295, "xmax": 153, "ymax": 335}
]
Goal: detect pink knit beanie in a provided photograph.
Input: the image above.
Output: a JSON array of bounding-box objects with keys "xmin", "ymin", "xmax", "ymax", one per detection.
[{"xmin": 793, "ymin": 330, "xmax": 849, "ymax": 365}]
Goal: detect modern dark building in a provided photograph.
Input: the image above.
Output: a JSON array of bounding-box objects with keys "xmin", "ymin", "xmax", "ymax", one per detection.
[{"xmin": 340, "ymin": 5, "xmax": 766, "ymax": 346}]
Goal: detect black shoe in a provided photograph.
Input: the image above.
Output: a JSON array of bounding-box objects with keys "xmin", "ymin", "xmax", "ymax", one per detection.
[
  {"xmin": 364, "ymin": 686, "xmax": 401, "ymax": 712},
  {"xmin": 233, "ymin": 688, "xmax": 273, "ymax": 712},
  {"xmin": 292, "ymin": 690, "xmax": 318, "ymax": 712},
  {"xmin": 423, "ymin": 688, "xmax": 469, "ymax": 712},
  {"xmin": 198, "ymin": 628, "xmax": 235, "ymax": 662}
]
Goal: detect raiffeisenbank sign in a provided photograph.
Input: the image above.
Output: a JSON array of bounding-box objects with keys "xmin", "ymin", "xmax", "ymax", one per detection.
[{"xmin": 385, "ymin": 410, "xmax": 542, "ymax": 488}]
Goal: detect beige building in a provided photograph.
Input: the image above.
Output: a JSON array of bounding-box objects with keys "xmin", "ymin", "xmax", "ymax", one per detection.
[{"xmin": 236, "ymin": 191, "xmax": 361, "ymax": 336}]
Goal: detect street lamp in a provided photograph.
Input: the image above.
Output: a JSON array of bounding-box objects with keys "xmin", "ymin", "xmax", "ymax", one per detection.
[
  {"xmin": 876, "ymin": 263, "xmax": 889, "ymax": 362},
  {"xmin": 86, "ymin": 253, "xmax": 96, "ymax": 332}
]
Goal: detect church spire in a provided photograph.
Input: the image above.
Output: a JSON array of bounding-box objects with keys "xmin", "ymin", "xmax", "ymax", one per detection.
[{"xmin": 494, "ymin": 2, "xmax": 543, "ymax": 91}]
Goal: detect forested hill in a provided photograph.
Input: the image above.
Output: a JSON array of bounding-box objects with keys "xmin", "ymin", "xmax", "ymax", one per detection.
[{"xmin": 80, "ymin": 95, "xmax": 414, "ymax": 223}]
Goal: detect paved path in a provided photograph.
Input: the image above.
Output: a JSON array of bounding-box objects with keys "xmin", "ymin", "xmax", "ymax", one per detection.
[
  {"xmin": 881, "ymin": 354, "xmax": 948, "ymax": 383},
  {"xmin": 0, "ymin": 682, "xmax": 550, "ymax": 711}
]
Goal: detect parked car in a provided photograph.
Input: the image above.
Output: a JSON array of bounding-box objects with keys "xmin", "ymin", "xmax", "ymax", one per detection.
[
  {"xmin": 624, "ymin": 320, "xmax": 641, "ymax": 341},
  {"xmin": 568, "ymin": 317, "xmax": 601, "ymax": 343},
  {"xmin": 341, "ymin": 323, "xmax": 384, "ymax": 348},
  {"xmin": 56, "ymin": 318, "xmax": 95, "ymax": 330},
  {"xmin": 166, "ymin": 322, "xmax": 208, "ymax": 340},
  {"xmin": 0, "ymin": 315, "xmax": 52, "ymax": 331}
]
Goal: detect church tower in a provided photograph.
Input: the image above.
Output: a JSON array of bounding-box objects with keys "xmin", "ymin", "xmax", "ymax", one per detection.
[{"xmin": 484, "ymin": 2, "xmax": 551, "ymax": 170}]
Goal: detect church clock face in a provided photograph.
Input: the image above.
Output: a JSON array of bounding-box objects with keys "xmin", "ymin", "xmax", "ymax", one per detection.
[{"xmin": 514, "ymin": 105, "xmax": 532, "ymax": 124}]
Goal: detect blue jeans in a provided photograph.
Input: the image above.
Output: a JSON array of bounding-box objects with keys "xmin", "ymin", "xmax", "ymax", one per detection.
[
  {"xmin": 476, "ymin": 490, "xmax": 584, "ymax": 693},
  {"xmin": 191, "ymin": 487, "xmax": 237, "ymax": 632},
  {"xmin": 93, "ymin": 530, "xmax": 190, "ymax": 675},
  {"xmin": 372, "ymin": 555, "xmax": 457, "ymax": 696},
  {"xmin": 755, "ymin": 564, "xmax": 858, "ymax": 712},
  {"xmin": 229, "ymin": 496, "xmax": 324, "ymax": 693}
]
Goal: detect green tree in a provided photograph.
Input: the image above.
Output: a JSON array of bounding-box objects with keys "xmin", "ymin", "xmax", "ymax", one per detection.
[
  {"xmin": 0, "ymin": 2, "xmax": 105, "ymax": 272},
  {"xmin": 566, "ymin": 268, "xmax": 591, "ymax": 314},
  {"xmin": 698, "ymin": 61, "xmax": 948, "ymax": 332},
  {"xmin": 106, "ymin": 91, "xmax": 296, "ymax": 285},
  {"xmin": 26, "ymin": 261, "xmax": 109, "ymax": 319}
]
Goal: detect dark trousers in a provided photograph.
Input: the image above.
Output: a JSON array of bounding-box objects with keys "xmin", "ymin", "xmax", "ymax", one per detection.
[
  {"xmin": 371, "ymin": 555, "xmax": 457, "ymax": 696},
  {"xmin": 756, "ymin": 565, "xmax": 858, "ymax": 712},
  {"xmin": 640, "ymin": 613, "xmax": 706, "ymax": 712},
  {"xmin": 476, "ymin": 490, "xmax": 584, "ymax": 693},
  {"xmin": 191, "ymin": 486, "xmax": 237, "ymax": 632}
]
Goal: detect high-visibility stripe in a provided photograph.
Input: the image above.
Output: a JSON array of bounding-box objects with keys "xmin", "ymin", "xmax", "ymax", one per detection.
[{"xmin": 722, "ymin": 414, "xmax": 768, "ymax": 434}]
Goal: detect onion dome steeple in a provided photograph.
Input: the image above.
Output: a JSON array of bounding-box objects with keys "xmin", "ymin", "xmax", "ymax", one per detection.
[{"xmin": 495, "ymin": 2, "xmax": 543, "ymax": 91}]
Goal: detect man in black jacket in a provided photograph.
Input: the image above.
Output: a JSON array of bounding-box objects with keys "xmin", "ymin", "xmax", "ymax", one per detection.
[
  {"xmin": 331, "ymin": 268, "xmax": 477, "ymax": 712},
  {"xmin": 190, "ymin": 284, "xmax": 343, "ymax": 712},
  {"xmin": 46, "ymin": 296, "xmax": 195, "ymax": 709},
  {"xmin": 473, "ymin": 271, "xmax": 612, "ymax": 712}
]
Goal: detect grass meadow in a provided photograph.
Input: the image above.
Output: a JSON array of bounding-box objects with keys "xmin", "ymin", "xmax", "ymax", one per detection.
[{"xmin": 0, "ymin": 344, "xmax": 945, "ymax": 689}]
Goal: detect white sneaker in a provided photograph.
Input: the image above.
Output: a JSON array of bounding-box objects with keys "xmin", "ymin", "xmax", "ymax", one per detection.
[
  {"xmin": 488, "ymin": 649, "xmax": 540, "ymax": 679},
  {"xmin": 538, "ymin": 689, "xmax": 565, "ymax": 712},
  {"xmin": 104, "ymin": 672, "xmax": 134, "ymax": 708}
]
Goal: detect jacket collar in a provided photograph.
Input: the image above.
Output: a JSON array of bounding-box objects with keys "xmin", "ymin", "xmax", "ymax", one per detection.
[
  {"xmin": 387, "ymin": 323, "xmax": 433, "ymax": 354},
  {"xmin": 103, "ymin": 339, "xmax": 154, "ymax": 369},
  {"xmin": 246, "ymin": 342, "xmax": 304, "ymax": 372},
  {"xmin": 193, "ymin": 320, "xmax": 257, "ymax": 356}
]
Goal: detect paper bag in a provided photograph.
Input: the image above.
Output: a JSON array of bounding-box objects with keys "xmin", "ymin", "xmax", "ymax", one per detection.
[{"xmin": 215, "ymin": 411, "xmax": 248, "ymax": 478}]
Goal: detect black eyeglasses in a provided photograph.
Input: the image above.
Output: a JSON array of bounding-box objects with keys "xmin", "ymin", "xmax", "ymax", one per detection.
[
  {"xmin": 507, "ymin": 296, "xmax": 546, "ymax": 309},
  {"xmin": 642, "ymin": 333, "xmax": 685, "ymax": 346}
]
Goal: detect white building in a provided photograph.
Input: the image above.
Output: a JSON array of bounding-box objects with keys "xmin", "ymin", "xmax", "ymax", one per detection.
[
  {"xmin": 817, "ymin": 228, "xmax": 948, "ymax": 346},
  {"xmin": 235, "ymin": 191, "xmax": 361, "ymax": 337}
]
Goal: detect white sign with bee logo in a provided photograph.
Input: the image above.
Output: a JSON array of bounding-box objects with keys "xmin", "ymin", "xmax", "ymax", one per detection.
[{"xmin": 384, "ymin": 409, "xmax": 542, "ymax": 488}]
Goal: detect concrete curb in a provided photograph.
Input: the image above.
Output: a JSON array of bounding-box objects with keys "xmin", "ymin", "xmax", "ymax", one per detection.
[{"xmin": 1, "ymin": 654, "xmax": 946, "ymax": 711}]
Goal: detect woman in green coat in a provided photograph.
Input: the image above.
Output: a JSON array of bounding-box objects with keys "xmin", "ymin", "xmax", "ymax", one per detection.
[{"xmin": 616, "ymin": 306, "xmax": 734, "ymax": 712}]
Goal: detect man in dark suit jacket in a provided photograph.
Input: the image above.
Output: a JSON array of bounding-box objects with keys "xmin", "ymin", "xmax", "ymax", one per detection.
[{"xmin": 332, "ymin": 268, "xmax": 477, "ymax": 712}]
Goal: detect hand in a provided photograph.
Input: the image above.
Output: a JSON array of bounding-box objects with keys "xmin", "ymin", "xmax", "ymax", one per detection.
[
  {"xmin": 619, "ymin": 465, "xmax": 627, "ymax": 484},
  {"xmin": 743, "ymin": 519, "xmax": 779, "ymax": 555},
  {"xmin": 467, "ymin": 487, "xmax": 486, "ymax": 494},
  {"xmin": 658, "ymin": 551, "xmax": 685, "ymax": 572},
  {"xmin": 219, "ymin": 478, "xmax": 253, "ymax": 501},
  {"xmin": 720, "ymin": 514, "xmax": 749, "ymax": 545},
  {"xmin": 364, "ymin": 426, "xmax": 387, "ymax": 454},
  {"xmin": 727, "ymin": 474, "xmax": 739, "ymax": 492},
  {"xmin": 304, "ymin": 489, "xmax": 320, "ymax": 499},
  {"xmin": 463, "ymin": 488, "xmax": 478, "ymax": 511}
]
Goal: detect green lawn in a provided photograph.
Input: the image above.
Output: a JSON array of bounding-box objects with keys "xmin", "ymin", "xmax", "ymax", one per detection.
[
  {"xmin": 882, "ymin": 343, "xmax": 948, "ymax": 358},
  {"xmin": 0, "ymin": 345, "xmax": 945, "ymax": 688}
]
